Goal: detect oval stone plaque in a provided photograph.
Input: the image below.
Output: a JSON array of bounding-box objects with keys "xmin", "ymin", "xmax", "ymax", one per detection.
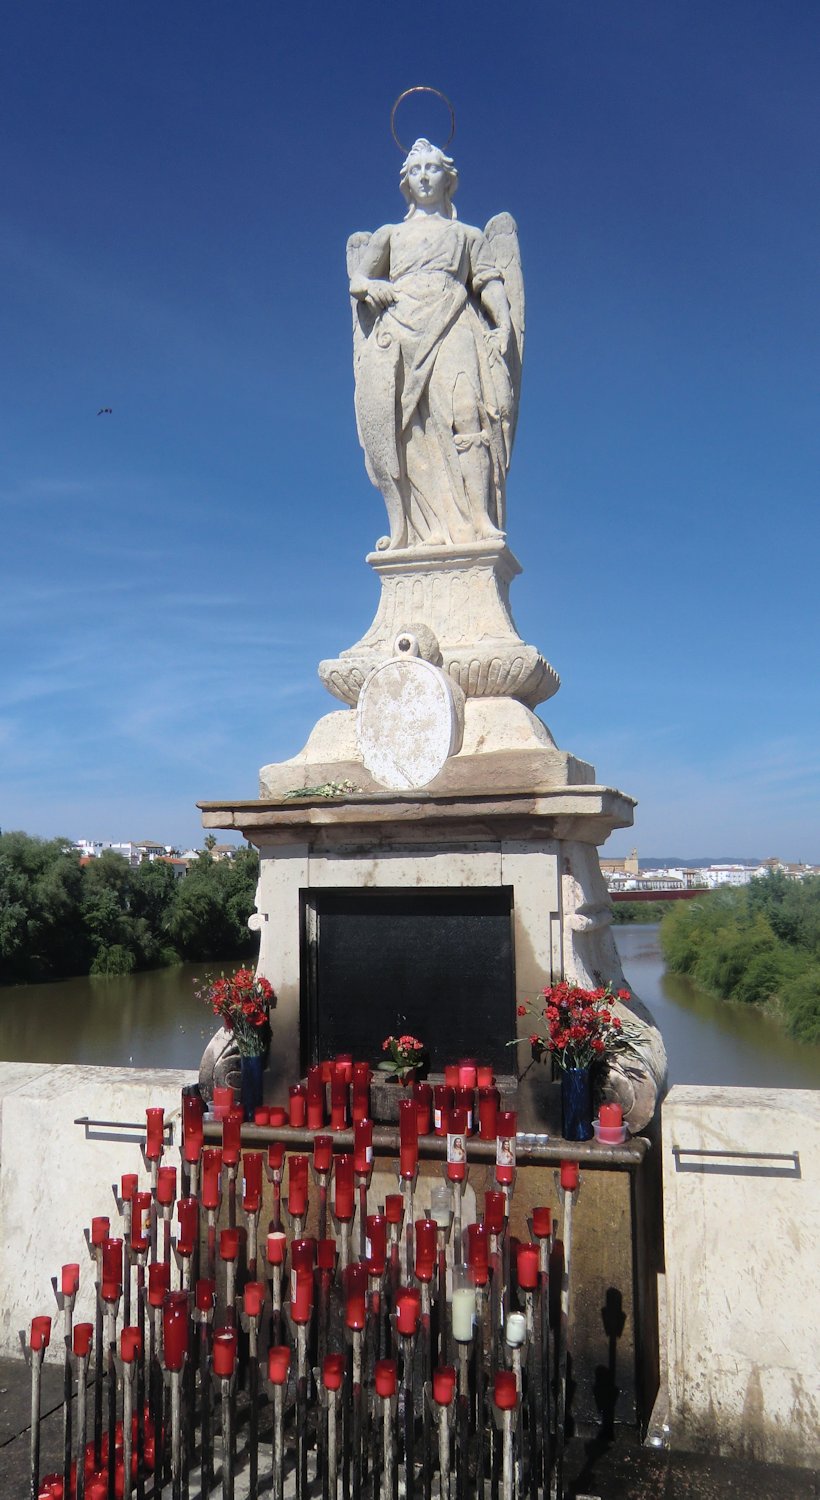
[{"xmin": 356, "ymin": 657, "xmax": 464, "ymax": 790}]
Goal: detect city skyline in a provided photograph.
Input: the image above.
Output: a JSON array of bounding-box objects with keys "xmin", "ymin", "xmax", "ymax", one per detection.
[{"xmin": 2, "ymin": 3, "xmax": 819, "ymax": 860}]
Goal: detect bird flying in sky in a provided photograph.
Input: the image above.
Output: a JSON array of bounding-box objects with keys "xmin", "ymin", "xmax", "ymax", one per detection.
[{"xmin": 97, "ymin": 407, "xmax": 112, "ymax": 415}]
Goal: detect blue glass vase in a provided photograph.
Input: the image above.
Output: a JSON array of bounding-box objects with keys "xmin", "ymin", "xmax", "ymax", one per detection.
[
  {"xmin": 560, "ymin": 1066, "xmax": 594, "ymax": 1141},
  {"xmin": 240, "ymin": 1054, "xmax": 265, "ymax": 1122}
]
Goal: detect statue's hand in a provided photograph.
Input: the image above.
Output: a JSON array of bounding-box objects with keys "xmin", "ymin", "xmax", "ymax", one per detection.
[
  {"xmin": 361, "ymin": 278, "xmax": 397, "ymax": 311},
  {"xmin": 486, "ymin": 321, "xmax": 511, "ymax": 359}
]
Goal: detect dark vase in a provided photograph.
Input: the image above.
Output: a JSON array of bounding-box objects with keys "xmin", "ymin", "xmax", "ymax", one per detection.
[
  {"xmin": 560, "ymin": 1065, "xmax": 594, "ymax": 1141},
  {"xmin": 240, "ymin": 1054, "xmax": 265, "ymax": 1121}
]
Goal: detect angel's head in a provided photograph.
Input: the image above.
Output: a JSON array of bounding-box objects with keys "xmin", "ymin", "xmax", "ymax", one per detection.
[{"xmin": 400, "ymin": 139, "xmax": 458, "ymax": 219}]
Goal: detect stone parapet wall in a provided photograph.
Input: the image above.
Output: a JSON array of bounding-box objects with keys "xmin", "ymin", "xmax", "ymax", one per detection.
[
  {"xmin": 662, "ymin": 1085, "xmax": 820, "ymax": 1469},
  {"xmin": 0, "ymin": 1062, "xmax": 191, "ymax": 1360}
]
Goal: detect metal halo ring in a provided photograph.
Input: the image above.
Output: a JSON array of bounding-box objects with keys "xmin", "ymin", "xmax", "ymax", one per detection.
[{"xmin": 390, "ymin": 86, "xmax": 456, "ymax": 153}]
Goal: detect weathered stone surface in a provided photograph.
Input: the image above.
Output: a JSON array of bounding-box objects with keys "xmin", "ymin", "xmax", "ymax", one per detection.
[
  {"xmin": 357, "ymin": 653, "xmax": 464, "ymax": 790},
  {"xmin": 663, "ymin": 1085, "xmax": 820, "ymax": 1468}
]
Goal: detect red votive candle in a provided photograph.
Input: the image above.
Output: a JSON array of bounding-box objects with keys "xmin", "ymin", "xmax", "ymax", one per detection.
[
  {"xmin": 195, "ymin": 1279, "xmax": 216, "ymax": 1316},
  {"xmin": 317, "ymin": 1238, "xmax": 337, "ymax": 1272},
  {"xmin": 335, "ymin": 1055, "xmax": 353, "ymax": 1084},
  {"xmin": 221, "ymin": 1110, "xmax": 242, "ymax": 1167},
  {"xmin": 156, "ymin": 1166, "xmax": 177, "ymax": 1207},
  {"xmin": 266, "ymin": 1231, "xmax": 287, "ymax": 1266},
  {"xmin": 495, "ymin": 1111, "xmax": 517, "ymax": 1186},
  {"xmin": 184, "ymin": 1126, "xmax": 204, "ymax": 1165},
  {"xmin": 466, "ymin": 1222, "xmax": 489, "ymax": 1285},
  {"xmin": 200, "ymin": 1149, "xmax": 223, "ymax": 1211},
  {"xmin": 444, "ymin": 1065, "xmax": 459, "ymax": 1089},
  {"xmin": 212, "ymin": 1327, "xmax": 237, "ymax": 1378},
  {"xmin": 375, "ymin": 1358, "xmax": 397, "ymax": 1398},
  {"xmin": 395, "ymin": 1286, "xmax": 421, "ymax": 1336},
  {"xmin": 321, "ymin": 1060, "xmax": 334, "ymax": 1085},
  {"xmin": 365, "ymin": 1214, "xmax": 387, "ymax": 1275},
  {"xmin": 254, "ymin": 1106, "xmax": 270, "ymax": 1127},
  {"xmin": 267, "ymin": 1142, "xmax": 285, "ymax": 1176},
  {"xmin": 287, "ymin": 1155, "xmax": 309, "ymax": 1217},
  {"xmin": 399, "ymin": 1098, "xmax": 418, "ymax": 1180},
  {"xmin": 446, "ymin": 1109, "xmax": 468, "ymax": 1182},
  {"xmin": 344, "ymin": 1263, "xmax": 367, "ymax": 1330},
  {"xmin": 162, "ymin": 1291, "xmax": 189, "ymax": 1371},
  {"xmin": 290, "ymin": 1237, "xmax": 316, "ymax": 1276},
  {"xmin": 291, "ymin": 1268, "xmax": 313, "ymax": 1324},
  {"xmin": 219, "ymin": 1228, "xmax": 240, "ymax": 1263},
  {"xmin": 120, "ymin": 1174, "xmax": 138, "ymax": 1205},
  {"xmin": 212, "ymin": 1086, "xmax": 234, "ymax": 1120},
  {"xmin": 353, "ymin": 1118, "xmax": 373, "ymax": 1175},
  {"xmin": 517, "ymin": 1242, "xmax": 539, "ymax": 1290},
  {"xmin": 243, "ymin": 1281, "xmax": 265, "ymax": 1318},
  {"xmin": 322, "ymin": 1352, "xmax": 345, "ymax": 1391},
  {"xmin": 30, "ymin": 1316, "xmax": 52, "ymax": 1352},
  {"xmin": 385, "ymin": 1194, "xmax": 404, "ymax": 1226},
  {"xmin": 147, "ymin": 1261, "xmax": 170, "ymax": 1308},
  {"xmin": 145, "ymin": 1108, "xmax": 165, "ymax": 1161},
  {"xmin": 306, "ymin": 1066, "xmax": 325, "ymax": 1131},
  {"xmin": 288, "ymin": 1085, "xmax": 306, "ymax": 1129},
  {"xmin": 432, "ymin": 1366, "xmax": 456, "ymax": 1405},
  {"xmin": 415, "ymin": 1218, "xmax": 437, "ymax": 1266},
  {"xmin": 131, "ymin": 1192, "xmax": 151, "ymax": 1253},
  {"xmin": 560, "ymin": 1160, "xmax": 579, "ymax": 1192},
  {"xmin": 494, "ymin": 1370, "xmax": 518, "ymax": 1410},
  {"xmin": 532, "ymin": 1206, "xmax": 552, "ymax": 1239},
  {"xmin": 183, "ymin": 1091, "xmax": 205, "ymax": 1139},
  {"xmin": 351, "ymin": 1063, "xmax": 371, "ymax": 1123},
  {"xmin": 476, "ymin": 1065, "xmax": 494, "ymax": 1088},
  {"xmin": 313, "ymin": 1133, "xmax": 333, "ymax": 1174},
  {"xmin": 484, "ymin": 1190, "xmax": 506, "ymax": 1235},
  {"xmin": 243, "ymin": 1151, "xmax": 263, "ymax": 1213},
  {"xmin": 61, "ymin": 1263, "xmax": 80, "ymax": 1297},
  {"xmin": 599, "ymin": 1102, "xmax": 623, "ymax": 1128},
  {"xmin": 433, "ymin": 1085, "xmax": 453, "ymax": 1136},
  {"xmin": 413, "ymin": 1081, "xmax": 433, "ymax": 1136},
  {"xmin": 176, "ymin": 1197, "xmax": 198, "ymax": 1256},
  {"xmin": 478, "ymin": 1087, "xmax": 500, "ymax": 1141},
  {"xmin": 334, "ymin": 1154, "xmax": 355, "ymax": 1221},
  {"xmin": 268, "ymin": 1106, "xmax": 288, "ymax": 1128},
  {"xmin": 102, "ymin": 1238, "xmax": 123, "ymax": 1290},
  {"xmin": 458, "ymin": 1060, "xmax": 477, "ymax": 1090},
  {"xmin": 268, "ymin": 1345, "xmax": 291, "ymax": 1385},
  {"xmin": 330, "ymin": 1075, "xmax": 349, "ymax": 1131},
  {"xmin": 73, "ymin": 1323, "xmax": 93, "ymax": 1358},
  {"xmin": 91, "ymin": 1216, "xmax": 110, "ymax": 1248},
  {"xmin": 454, "ymin": 1087, "xmax": 474, "ymax": 1134}
]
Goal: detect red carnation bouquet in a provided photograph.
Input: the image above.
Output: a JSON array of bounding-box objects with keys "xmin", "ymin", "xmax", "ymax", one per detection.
[
  {"xmin": 512, "ymin": 981, "xmax": 631, "ymax": 1071},
  {"xmin": 197, "ymin": 967, "xmax": 274, "ymax": 1057}
]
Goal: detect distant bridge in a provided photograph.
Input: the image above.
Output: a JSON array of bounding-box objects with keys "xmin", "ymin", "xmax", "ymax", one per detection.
[{"xmin": 610, "ymin": 887, "xmax": 709, "ymax": 902}]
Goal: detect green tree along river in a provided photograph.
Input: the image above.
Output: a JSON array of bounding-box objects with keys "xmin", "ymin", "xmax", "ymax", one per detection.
[{"xmin": 2, "ymin": 926, "xmax": 819, "ymax": 1088}]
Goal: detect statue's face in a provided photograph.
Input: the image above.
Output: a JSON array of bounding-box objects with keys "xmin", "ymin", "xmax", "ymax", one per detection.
[{"xmin": 404, "ymin": 149, "xmax": 448, "ymax": 209}]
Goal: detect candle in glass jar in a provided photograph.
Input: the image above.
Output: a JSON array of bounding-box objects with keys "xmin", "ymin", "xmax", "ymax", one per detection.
[
  {"xmin": 212, "ymin": 1087, "xmax": 233, "ymax": 1120},
  {"xmin": 254, "ymin": 1106, "xmax": 270, "ymax": 1127},
  {"xmin": 290, "ymin": 1268, "xmax": 313, "ymax": 1324},
  {"xmin": 268, "ymin": 1106, "xmax": 288, "ymax": 1128},
  {"xmin": 457, "ymin": 1060, "xmax": 477, "ymax": 1090},
  {"xmin": 375, "ymin": 1358, "xmax": 397, "ymax": 1398},
  {"xmin": 290, "ymin": 1238, "xmax": 316, "ymax": 1275},
  {"xmin": 73, "ymin": 1323, "xmax": 93, "ymax": 1358},
  {"xmin": 131, "ymin": 1192, "xmax": 151, "ymax": 1253},
  {"xmin": 156, "ymin": 1166, "xmax": 177, "ymax": 1207},
  {"xmin": 560, "ymin": 1160, "xmax": 579, "ymax": 1192},
  {"xmin": 91, "ymin": 1215, "xmax": 110, "ymax": 1248},
  {"xmin": 313, "ymin": 1134, "xmax": 333, "ymax": 1174},
  {"xmin": 145, "ymin": 1108, "xmax": 165, "ymax": 1161},
  {"xmin": 102, "ymin": 1238, "xmax": 123, "ymax": 1290},
  {"xmin": 430, "ymin": 1183, "xmax": 451, "ymax": 1229},
  {"xmin": 444, "ymin": 1064, "xmax": 459, "ymax": 1089},
  {"xmin": 505, "ymin": 1312, "xmax": 527, "ymax": 1348},
  {"xmin": 322, "ymin": 1352, "xmax": 345, "ymax": 1390},
  {"xmin": 334, "ymin": 1154, "xmax": 355, "ymax": 1220},
  {"xmin": 516, "ymin": 1242, "xmax": 539, "ymax": 1290},
  {"xmin": 399, "ymin": 1097, "xmax": 418, "ymax": 1179},
  {"xmin": 243, "ymin": 1281, "xmax": 265, "ymax": 1318},
  {"xmin": 495, "ymin": 1111, "xmax": 517, "ymax": 1185},
  {"xmin": 446, "ymin": 1109, "xmax": 468, "ymax": 1182},
  {"xmin": 268, "ymin": 1142, "xmax": 285, "ymax": 1176},
  {"xmin": 243, "ymin": 1151, "xmax": 263, "ymax": 1213},
  {"xmin": 395, "ymin": 1286, "xmax": 421, "ymax": 1336},
  {"xmin": 351, "ymin": 1062, "xmax": 371, "ymax": 1123},
  {"xmin": 365, "ymin": 1214, "xmax": 387, "ymax": 1275},
  {"xmin": 432, "ymin": 1365, "xmax": 456, "ymax": 1405},
  {"xmin": 195, "ymin": 1279, "xmax": 216, "ymax": 1316},
  {"xmin": 317, "ymin": 1238, "xmax": 337, "ymax": 1272},
  {"xmin": 288, "ymin": 1155, "xmax": 309, "ymax": 1217},
  {"xmin": 330, "ymin": 1075, "xmax": 349, "ymax": 1131},
  {"xmin": 478, "ymin": 1087, "xmax": 499, "ymax": 1141},
  {"xmin": 335, "ymin": 1054, "xmax": 353, "ymax": 1084},
  {"xmin": 451, "ymin": 1284, "xmax": 476, "ymax": 1342},
  {"xmin": 219, "ymin": 1228, "xmax": 240, "ymax": 1263},
  {"xmin": 120, "ymin": 1174, "xmax": 138, "ymax": 1204},
  {"xmin": 61, "ymin": 1263, "xmax": 80, "ymax": 1297},
  {"xmin": 147, "ymin": 1261, "xmax": 170, "ymax": 1308},
  {"xmin": 30, "ymin": 1316, "xmax": 51, "ymax": 1351},
  {"xmin": 454, "ymin": 1087, "xmax": 474, "ymax": 1134},
  {"xmin": 222, "ymin": 1110, "xmax": 242, "ymax": 1167},
  {"xmin": 476, "ymin": 1065, "xmax": 494, "ymax": 1088},
  {"xmin": 466, "ymin": 1222, "xmax": 489, "ymax": 1284},
  {"xmin": 415, "ymin": 1218, "xmax": 437, "ymax": 1266},
  {"xmin": 532, "ymin": 1206, "xmax": 552, "ymax": 1239},
  {"xmin": 176, "ymin": 1197, "xmax": 198, "ymax": 1256},
  {"xmin": 268, "ymin": 1345, "xmax": 291, "ymax": 1385},
  {"xmin": 288, "ymin": 1085, "xmax": 306, "ymax": 1129},
  {"xmin": 494, "ymin": 1370, "xmax": 517, "ymax": 1409},
  {"xmin": 384, "ymin": 1193, "xmax": 404, "ymax": 1226},
  {"xmin": 162, "ymin": 1290, "xmax": 189, "ymax": 1371},
  {"xmin": 353, "ymin": 1119, "xmax": 373, "ymax": 1175},
  {"xmin": 344, "ymin": 1264, "xmax": 367, "ymax": 1330},
  {"xmin": 484, "ymin": 1190, "xmax": 506, "ymax": 1235},
  {"xmin": 200, "ymin": 1149, "xmax": 223, "ymax": 1211},
  {"xmin": 413, "ymin": 1081, "xmax": 432, "ymax": 1135},
  {"xmin": 433, "ymin": 1084, "xmax": 453, "ymax": 1136},
  {"xmin": 212, "ymin": 1327, "xmax": 237, "ymax": 1377},
  {"xmin": 266, "ymin": 1231, "xmax": 287, "ymax": 1266}
]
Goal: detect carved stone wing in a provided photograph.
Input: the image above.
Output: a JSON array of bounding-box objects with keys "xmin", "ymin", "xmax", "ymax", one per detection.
[{"xmin": 484, "ymin": 213, "xmax": 525, "ymax": 444}]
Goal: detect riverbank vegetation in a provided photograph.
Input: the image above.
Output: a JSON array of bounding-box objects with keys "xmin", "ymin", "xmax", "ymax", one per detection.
[
  {"xmin": 611, "ymin": 900, "xmax": 672, "ymax": 924},
  {"xmin": 0, "ymin": 831, "xmax": 258, "ymax": 982},
  {"xmin": 660, "ymin": 873, "xmax": 820, "ymax": 1042}
]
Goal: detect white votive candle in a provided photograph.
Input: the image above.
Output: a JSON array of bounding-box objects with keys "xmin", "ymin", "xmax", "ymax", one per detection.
[
  {"xmin": 505, "ymin": 1312, "xmax": 526, "ymax": 1348},
  {"xmin": 452, "ymin": 1286, "xmax": 476, "ymax": 1342}
]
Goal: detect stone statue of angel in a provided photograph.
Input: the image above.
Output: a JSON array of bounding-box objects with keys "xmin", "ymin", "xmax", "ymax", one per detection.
[{"xmin": 348, "ymin": 138, "xmax": 524, "ymax": 551}]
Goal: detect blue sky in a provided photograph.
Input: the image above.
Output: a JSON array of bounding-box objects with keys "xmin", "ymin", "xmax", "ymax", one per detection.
[{"xmin": 2, "ymin": 2, "xmax": 818, "ymax": 860}]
